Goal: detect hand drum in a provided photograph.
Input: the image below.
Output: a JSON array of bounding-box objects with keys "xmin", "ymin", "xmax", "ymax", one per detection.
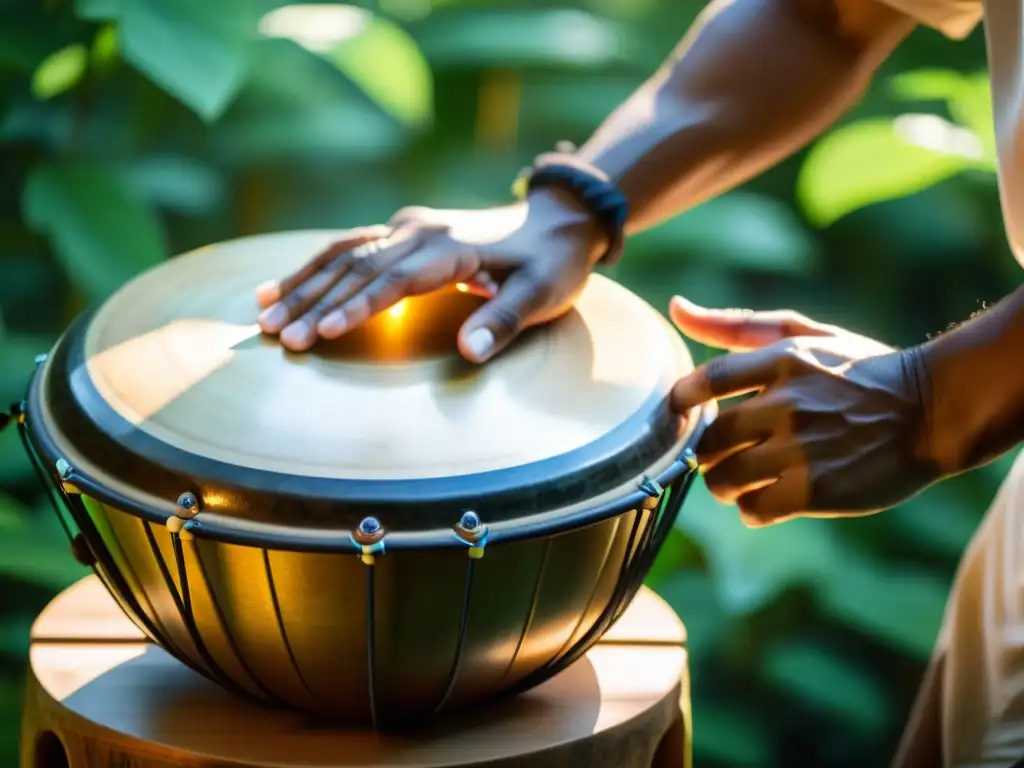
[{"xmin": 14, "ymin": 230, "xmax": 709, "ymax": 727}]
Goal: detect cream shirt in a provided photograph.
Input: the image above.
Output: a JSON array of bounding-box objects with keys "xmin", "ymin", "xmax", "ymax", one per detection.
[{"xmin": 878, "ymin": 0, "xmax": 1024, "ymax": 267}]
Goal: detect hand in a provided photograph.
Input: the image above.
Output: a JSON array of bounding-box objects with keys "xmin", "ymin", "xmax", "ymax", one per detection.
[
  {"xmin": 255, "ymin": 190, "xmax": 606, "ymax": 362},
  {"xmin": 668, "ymin": 297, "xmax": 936, "ymax": 527}
]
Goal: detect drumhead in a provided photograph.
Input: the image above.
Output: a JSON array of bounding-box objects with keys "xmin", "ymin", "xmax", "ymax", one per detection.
[{"xmin": 28, "ymin": 230, "xmax": 700, "ymax": 531}]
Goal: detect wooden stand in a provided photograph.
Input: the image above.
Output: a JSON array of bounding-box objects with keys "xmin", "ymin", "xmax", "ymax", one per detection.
[{"xmin": 21, "ymin": 576, "xmax": 690, "ymax": 768}]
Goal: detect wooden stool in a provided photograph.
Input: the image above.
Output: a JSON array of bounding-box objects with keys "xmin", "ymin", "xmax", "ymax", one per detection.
[{"xmin": 21, "ymin": 576, "xmax": 690, "ymax": 768}]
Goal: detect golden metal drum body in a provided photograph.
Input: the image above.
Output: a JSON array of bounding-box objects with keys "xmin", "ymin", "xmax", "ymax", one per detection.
[{"xmin": 14, "ymin": 231, "xmax": 709, "ymax": 726}]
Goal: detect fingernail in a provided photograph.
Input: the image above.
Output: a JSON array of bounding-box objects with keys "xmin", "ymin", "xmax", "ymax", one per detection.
[
  {"xmin": 317, "ymin": 312, "xmax": 347, "ymax": 338},
  {"xmin": 280, "ymin": 321, "xmax": 313, "ymax": 349},
  {"xmin": 255, "ymin": 280, "xmax": 280, "ymax": 305},
  {"xmin": 258, "ymin": 303, "xmax": 289, "ymax": 332},
  {"xmin": 464, "ymin": 327, "xmax": 494, "ymax": 360},
  {"xmin": 671, "ymin": 296, "xmax": 704, "ymax": 314}
]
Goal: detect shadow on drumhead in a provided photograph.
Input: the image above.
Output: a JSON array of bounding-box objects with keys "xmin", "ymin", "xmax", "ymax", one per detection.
[{"xmin": 57, "ymin": 644, "xmax": 601, "ymax": 765}]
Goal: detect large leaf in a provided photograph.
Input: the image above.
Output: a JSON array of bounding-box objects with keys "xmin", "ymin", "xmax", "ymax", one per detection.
[
  {"xmin": 798, "ymin": 119, "xmax": 972, "ymax": 227},
  {"xmin": 22, "ymin": 163, "xmax": 168, "ymax": 303},
  {"xmin": 890, "ymin": 68, "xmax": 997, "ymax": 166},
  {"xmin": 117, "ymin": 0, "xmax": 252, "ymax": 122},
  {"xmin": 761, "ymin": 640, "xmax": 890, "ymax": 733},
  {"xmin": 327, "ymin": 14, "xmax": 433, "ymax": 128},
  {"xmin": 259, "ymin": 5, "xmax": 433, "ymax": 128}
]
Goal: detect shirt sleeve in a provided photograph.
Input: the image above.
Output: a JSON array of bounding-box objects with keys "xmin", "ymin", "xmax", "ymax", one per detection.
[{"xmin": 874, "ymin": 0, "xmax": 982, "ymax": 39}]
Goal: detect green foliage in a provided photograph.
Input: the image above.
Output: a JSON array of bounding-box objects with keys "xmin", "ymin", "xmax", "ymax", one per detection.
[
  {"xmin": 24, "ymin": 163, "xmax": 168, "ymax": 302},
  {"xmin": 797, "ymin": 68, "xmax": 997, "ymax": 226},
  {"xmin": 0, "ymin": 3, "xmax": 1014, "ymax": 768}
]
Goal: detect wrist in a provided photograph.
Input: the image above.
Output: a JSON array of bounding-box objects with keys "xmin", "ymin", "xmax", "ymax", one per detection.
[
  {"xmin": 525, "ymin": 187, "xmax": 609, "ymax": 265},
  {"xmin": 915, "ymin": 286, "xmax": 1024, "ymax": 476}
]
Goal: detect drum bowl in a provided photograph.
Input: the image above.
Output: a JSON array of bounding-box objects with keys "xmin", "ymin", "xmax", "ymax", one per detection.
[
  {"xmin": 12, "ymin": 231, "xmax": 710, "ymax": 727},
  {"xmin": 22, "ymin": 417, "xmax": 702, "ymax": 726}
]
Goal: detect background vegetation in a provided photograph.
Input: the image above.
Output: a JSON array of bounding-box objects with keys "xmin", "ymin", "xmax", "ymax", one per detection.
[{"xmin": 0, "ymin": 0, "xmax": 1018, "ymax": 766}]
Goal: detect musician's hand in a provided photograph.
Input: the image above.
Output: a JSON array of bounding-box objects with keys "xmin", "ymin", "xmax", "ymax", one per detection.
[
  {"xmin": 255, "ymin": 190, "xmax": 605, "ymax": 362},
  {"xmin": 669, "ymin": 297, "xmax": 938, "ymax": 528}
]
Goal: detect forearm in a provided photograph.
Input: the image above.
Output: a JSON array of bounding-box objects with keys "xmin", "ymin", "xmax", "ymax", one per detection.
[
  {"xmin": 918, "ymin": 284, "xmax": 1024, "ymax": 475},
  {"xmin": 573, "ymin": 0, "xmax": 914, "ymax": 233}
]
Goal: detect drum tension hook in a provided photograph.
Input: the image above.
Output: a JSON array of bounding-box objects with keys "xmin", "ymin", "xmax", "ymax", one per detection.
[
  {"xmin": 453, "ymin": 510, "xmax": 488, "ymax": 558},
  {"xmin": 352, "ymin": 517, "xmax": 386, "ymax": 565},
  {"xmin": 55, "ymin": 458, "xmax": 81, "ymax": 495},
  {"xmin": 167, "ymin": 492, "xmax": 200, "ymax": 540},
  {"xmin": 680, "ymin": 448, "xmax": 699, "ymax": 472},
  {"xmin": 637, "ymin": 477, "xmax": 663, "ymax": 510}
]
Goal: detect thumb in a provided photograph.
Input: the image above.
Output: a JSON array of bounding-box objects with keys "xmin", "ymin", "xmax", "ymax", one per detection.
[
  {"xmin": 458, "ymin": 270, "xmax": 548, "ymax": 363},
  {"xmin": 669, "ymin": 296, "xmax": 834, "ymax": 352}
]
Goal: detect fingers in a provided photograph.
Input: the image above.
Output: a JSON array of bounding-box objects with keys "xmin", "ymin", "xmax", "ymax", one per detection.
[
  {"xmin": 266, "ymin": 226, "xmax": 445, "ymax": 352},
  {"xmin": 316, "ymin": 238, "xmax": 481, "ymax": 339},
  {"xmin": 671, "ymin": 347, "xmax": 780, "ymax": 412},
  {"xmin": 697, "ymin": 399, "xmax": 779, "ymax": 469},
  {"xmin": 669, "ymin": 296, "xmax": 835, "ymax": 352},
  {"xmin": 703, "ymin": 440, "xmax": 797, "ymax": 506},
  {"xmin": 735, "ymin": 471, "xmax": 807, "ymax": 528},
  {"xmin": 457, "ymin": 270, "xmax": 551, "ymax": 363},
  {"xmin": 254, "ymin": 226, "xmax": 390, "ymax": 309}
]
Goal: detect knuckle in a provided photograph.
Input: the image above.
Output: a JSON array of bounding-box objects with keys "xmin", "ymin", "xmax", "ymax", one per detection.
[
  {"xmin": 486, "ymin": 302, "xmax": 524, "ymax": 334},
  {"xmin": 702, "ymin": 355, "xmax": 731, "ymax": 392},
  {"xmin": 389, "ymin": 205, "xmax": 431, "ymax": 226}
]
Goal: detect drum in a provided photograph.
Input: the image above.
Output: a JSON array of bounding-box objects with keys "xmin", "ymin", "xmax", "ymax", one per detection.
[{"xmin": 7, "ymin": 230, "xmax": 710, "ymax": 728}]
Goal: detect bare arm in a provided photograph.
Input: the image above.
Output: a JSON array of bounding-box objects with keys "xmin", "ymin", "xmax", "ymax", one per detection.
[
  {"xmin": 918, "ymin": 285, "xmax": 1024, "ymax": 476},
  {"xmin": 560, "ymin": 0, "xmax": 916, "ymax": 233}
]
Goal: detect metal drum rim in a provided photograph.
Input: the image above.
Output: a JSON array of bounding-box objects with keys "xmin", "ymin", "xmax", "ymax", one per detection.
[{"xmin": 23, "ymin": 358, "xmax": 713, "ymax": 553}]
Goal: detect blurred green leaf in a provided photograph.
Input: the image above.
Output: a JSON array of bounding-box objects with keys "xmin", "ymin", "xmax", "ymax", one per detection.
[
  {"xmin": 677, "ymin": 483, "xmax": 840, "ymax": 614},
  {"xmin": 762, "ymin": 640, "xmax": 889, "ymax": 733},
  {"xmin": 632, "ymin": 192, "xmax": 819, "ymax": 273},
  {"xmin": 416, "ymin": 10, "xmax": 626, "ymax": 69},
  {"xmin": 693, "ymin": 702, "xmax": 772, "ymax": 767},
  {"xmin": 0, "ymin": 10, "xmax": 73, "ymax": 72},
  {"xmin": 0, "ymin": 332, "xmax": 50, "ymax": 406},
  {"xmin": 655, "ymin": 569, "xmax": 728, "ymax": 659},
  {"xmin": 326, "ymin": 14, "xmax": 433, "ymax": 128},
  {"xmin": 798, "ymin": 119, "xmax": 970, "ymax": 227},
  {"xmin": 889, "ymin": 68, "xmax": 970, "ymax": 103},
  {"xmin": 30, "ymin": 44, "xmax": 88, "ymax": 101},
  {"xmin": 76, "ymin": 0, "xmax": 121, "ymax": 21},
  {"xmin": 890, "ymin": 68, "xmax": 996, "ymax": 164},
  {"xmin": 213, "ymin": 102, "xmax": 406, "ymax": 164},
  {"xmin": 646, "ymin": 527, "xmax": 698, "ymax": 590},
  {"xmin": 887, "ymin": 489, "xmax": 982, "ymax": 560},
  {"xmin": 118, "ymin": 0, "xmax": 252, "ymax": 121},
  {"xmin": 819, "ymin": 555, "xmax": 948, "ymax": 659},
  {"xmin": 117, "ymin": 154, "xmax": 226, "ymax": 214},
  {"xmin": 0, "ymin": 496, "xmax": 83, "ymax": 591},
  {"xmin": 23, "ymin": 163, "xmax": 167, "ymax": 303}
]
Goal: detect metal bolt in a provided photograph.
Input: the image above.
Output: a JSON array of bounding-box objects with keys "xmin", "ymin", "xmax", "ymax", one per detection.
[
  {"xmin": 459, "ymin": 510, "xmax": 481, "ymax": 532},
  {"xmin": 176, "ymin": 492, "xmax": 199, "ymax": 517},
  {"xmin": 359, "ymin": 517, "xmax": 381, "ymax": 536}
]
